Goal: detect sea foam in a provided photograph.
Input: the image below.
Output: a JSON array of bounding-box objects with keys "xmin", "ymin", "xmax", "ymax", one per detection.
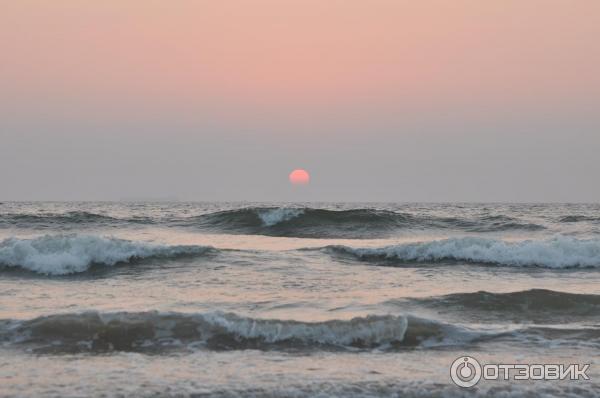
[
  {"xmin": 328, "ymin": 236, "xmax": 600, "ymax": 268},
  {"xmin": 256, "ymin": 208, "xmax": 305, "ymax": 227}
]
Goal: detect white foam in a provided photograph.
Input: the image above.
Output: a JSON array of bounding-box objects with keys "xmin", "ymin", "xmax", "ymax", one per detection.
[
  {"xmin": 4, "ymin": 311, "xmax": 487, "ymax": 350},
  {"xmin": 338, "ymin": 236, "xmax": 600, "ymax": 268},
  {"xmin": 0, "ymin": 235, "xmax": 211, "ymax": 275},
  {"xmin": 256, "ymin": 208, "xmax": 304, "ymax": 227},
  {"xmin": 203, "ymin": 312, "xmax": 408, "ymax": 346}
]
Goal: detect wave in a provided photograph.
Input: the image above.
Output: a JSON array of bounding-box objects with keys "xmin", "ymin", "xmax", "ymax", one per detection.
[
  {"xmin": 2, "ymin": 310, "xmax": 597, "ymax": 354},
  {"xmin": 325, "ymin": 236, "xmax": 600, "ymax": 268},
  {"xmin": 0, "ymin": 311, "xmax": 477, "ymax": 353},
  {"xmin": 475, "ymin": 214, "xmax": 545, "ymax": 231},
  {"xmin": 186, "ymin": 207, "xmax": 404, "ymax": 238},
  {"xmin": 184, "ymin": 207, "xmax": 544, "ymax": 238},
  {"xmin": 404, "ymin": 289, "xmax": 600, "ymax": 322},
  {"xmin": 0, "ymin": 211, "xmax": 152, "ymax": 228},
  {"xmin": 0, "ymin": 235, "xmax": 214, "ymax": 275},
  {"xmin": 1, "ymin": 207, "xmax": 547, "ymax": 237},
  {"xmin": 421, "ymin": 289, "xmax": 600, "ymax": 312},
  {"xmin": 559, "ymin": 215, "xmax": 600, "ymax": 223}
]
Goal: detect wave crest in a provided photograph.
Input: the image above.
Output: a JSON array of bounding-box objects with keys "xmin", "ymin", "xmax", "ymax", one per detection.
[
  {"xmin": 0, "ymin": 235, "xmax": 213, "ymax": 275},
  {"xmin": 0, "ymin": 311, "xmax": 475, "ymax": 353},
  {"xmin": 326, "ymin": 236, "xmax": 600, "ymax": 268},
  {"xmin": 2, "ymin": 310, "xmax": 597, "ymax": 353},
  {"xmin": 256, "ymin": 208, "xmax": 305, "ymax": 226},
  {"xmin": 189, "ymin": 207, "xmax": 404, "ymax": 238},
  {"xmin": 187, "ymin": 207, "xmax": 543, "ymax": 238},
  {"xmin": 2, "ymin": 207, "xmax": 548, "ymax": 237}
]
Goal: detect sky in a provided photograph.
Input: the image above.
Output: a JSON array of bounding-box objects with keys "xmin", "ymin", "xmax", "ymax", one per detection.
[{"xmin": 1, "ymin": 0, "xmax": 599, "ymax": 202}]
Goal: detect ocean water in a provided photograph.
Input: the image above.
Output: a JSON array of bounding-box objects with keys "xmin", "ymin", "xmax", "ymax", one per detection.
[{"xmin": 1, "ymin": 202, "xmax": 599, "ymax": 397}]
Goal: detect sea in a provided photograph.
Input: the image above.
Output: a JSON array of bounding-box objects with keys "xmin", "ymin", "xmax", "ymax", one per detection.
[{"xmin": 1, "ymin": 202, "xmax": 599, "ymax": 397}]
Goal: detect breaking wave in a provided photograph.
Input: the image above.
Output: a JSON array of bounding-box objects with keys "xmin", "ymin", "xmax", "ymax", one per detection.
[
  {"xmin": 325, "ymin": 236, "xmax": 600, "ymax": 268},
  {"xmin": 186, "ymin": 207, "xmax": 402, "ymax": 238},
  {"xmin": 0, "ymin": 311, "xmax": 477, "ymax": 353},
  {"xmin": 184, "ymin": 207, "xmax": 544, "ymax": 238},
  {"xmin": 2, "ymin": 310, "xmax": 596, "ymax": 354},
  {"xmin": 0, "ymin": 235, "xmax": 214, "ymax": 275},
  {"xmin": 1, "ymin": 207, "xmax": 549, "ymax": 237}
]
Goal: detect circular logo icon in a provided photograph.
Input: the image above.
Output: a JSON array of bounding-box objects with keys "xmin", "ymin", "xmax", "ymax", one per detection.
[{"xmin": 450, "ymin": 356, "xmax": 482, "ymax": 388}]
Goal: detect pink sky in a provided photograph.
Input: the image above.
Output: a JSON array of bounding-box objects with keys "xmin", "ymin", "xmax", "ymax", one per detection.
[
  {"xmin": 2, "ymin": 1, "xmax": 599, "ymax": 116},
  {"xmin": 1, "ymin": 1, "xmax": 599, "ymax": 201}
]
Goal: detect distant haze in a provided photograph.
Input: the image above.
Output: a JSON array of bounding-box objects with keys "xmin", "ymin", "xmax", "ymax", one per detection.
[{"xmin": 1, "ymin": 1, "xmax": 599, "ymax": 202}]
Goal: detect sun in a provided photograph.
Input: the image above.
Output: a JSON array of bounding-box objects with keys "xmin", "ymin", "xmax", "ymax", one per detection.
[{"xmin": 289, "ymin": 169, "xmax": 310, "ymax": 185}]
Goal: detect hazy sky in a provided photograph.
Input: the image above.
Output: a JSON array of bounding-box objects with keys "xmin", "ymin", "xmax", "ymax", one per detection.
[{"xmin": 1, "ymin": 1, "xmax": 599, "ymax": 202}]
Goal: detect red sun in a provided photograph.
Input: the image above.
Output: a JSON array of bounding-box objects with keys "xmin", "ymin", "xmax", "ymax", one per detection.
[{"xmin": 289, "ymin": 169, "xmax": 310, "ymax": 185}]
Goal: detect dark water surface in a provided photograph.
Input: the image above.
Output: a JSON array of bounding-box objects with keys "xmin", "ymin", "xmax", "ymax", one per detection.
[{"xmin": 1, "ymin": 202, "xmax": 599, "ymax": 397}]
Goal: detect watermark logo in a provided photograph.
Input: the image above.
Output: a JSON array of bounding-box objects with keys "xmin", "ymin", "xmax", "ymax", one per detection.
[
  {"xmin": 450, "ymin": 356, "xmax": 482, "ymax": 387},
  {"xmin": 450, "ymin": 356, "xmax": 590, "ymax": 388}
]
